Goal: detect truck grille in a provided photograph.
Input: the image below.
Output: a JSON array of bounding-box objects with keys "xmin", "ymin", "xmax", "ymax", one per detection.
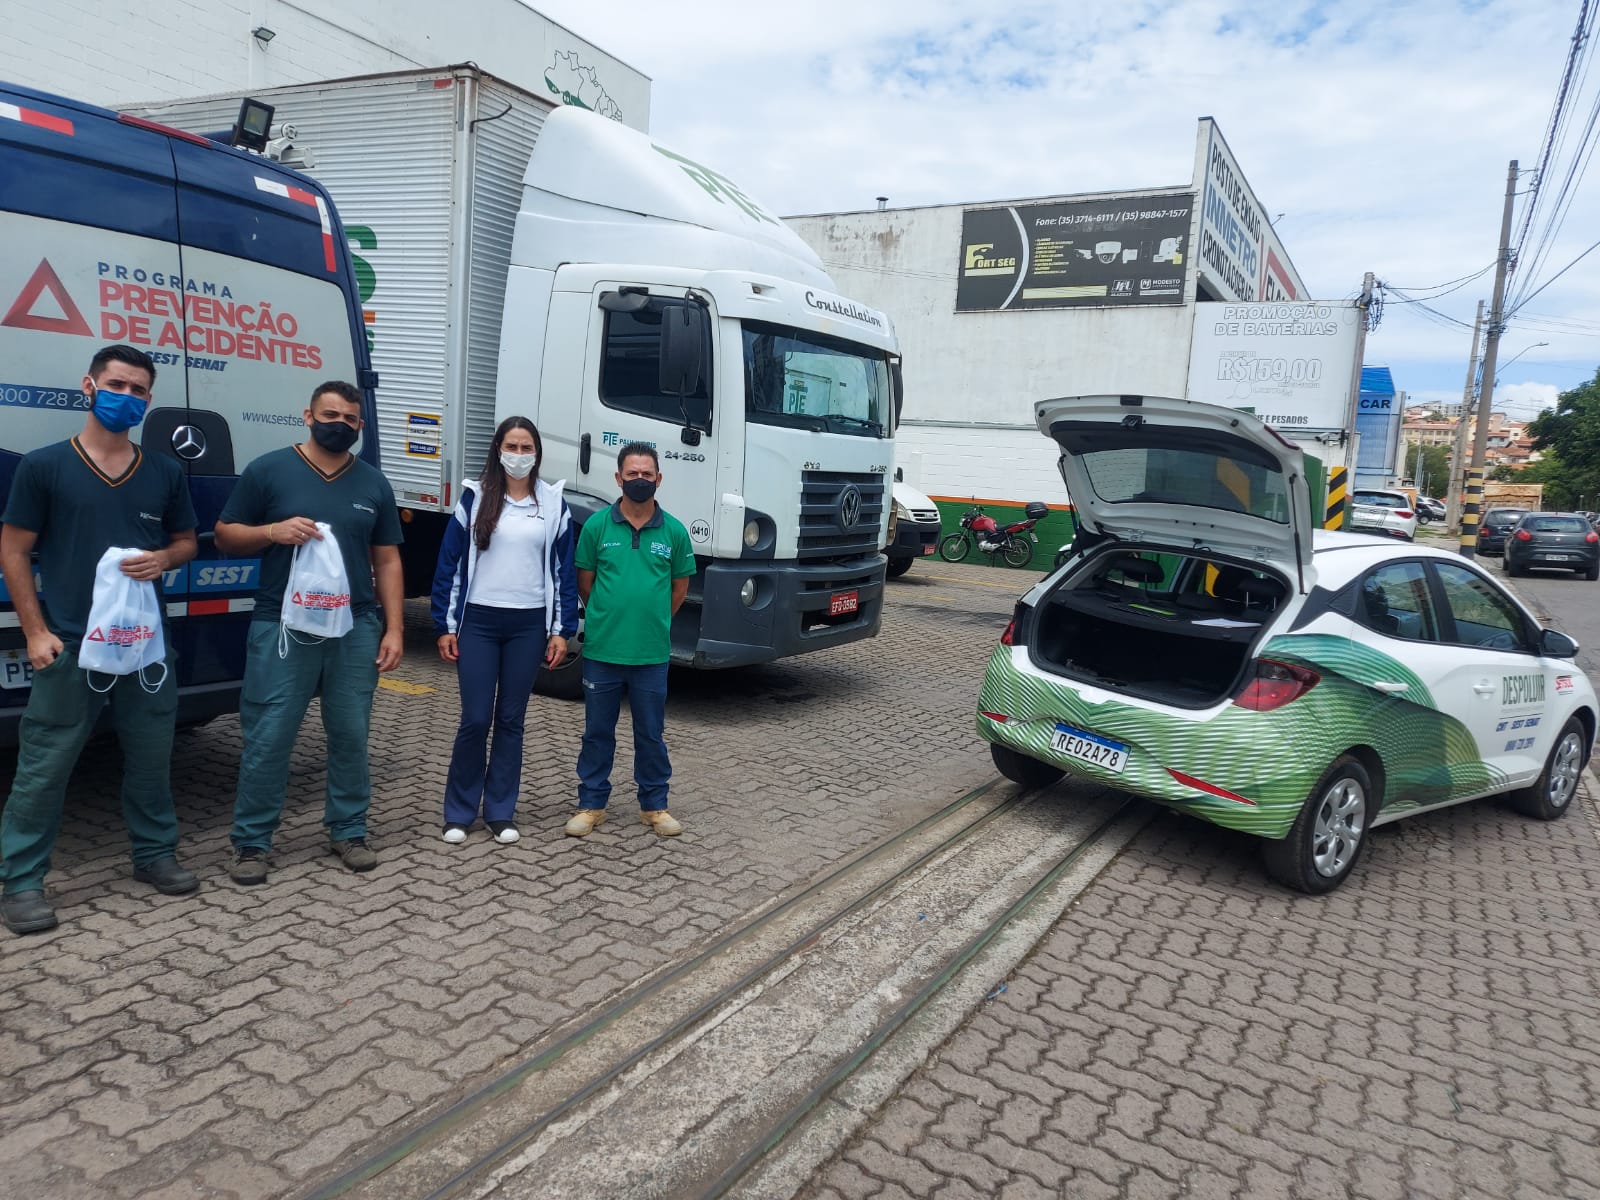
[{"xmin": 797, "ymin": 471, "xmax": 886, "ymax": 561}]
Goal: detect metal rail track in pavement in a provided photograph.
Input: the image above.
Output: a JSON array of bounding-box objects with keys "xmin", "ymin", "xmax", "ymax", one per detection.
[{"xmin": 309, "ymin": 778, "xmax": 1144, "ymax": 1200}]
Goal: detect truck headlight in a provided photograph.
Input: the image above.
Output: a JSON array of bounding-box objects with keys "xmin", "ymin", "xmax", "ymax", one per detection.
[{"xmin": 743, "ymin": 520, "xmax": 761, "ymax": 548}]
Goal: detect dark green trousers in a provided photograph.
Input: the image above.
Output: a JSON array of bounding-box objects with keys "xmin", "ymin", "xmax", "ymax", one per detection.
[{"xmin": 1, "ymin": 648, "xmax": 180, "ymax": 894}]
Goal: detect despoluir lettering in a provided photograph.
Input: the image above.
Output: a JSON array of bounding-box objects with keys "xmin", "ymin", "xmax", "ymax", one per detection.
[{"xmin": 1502, "ymin": 674, "xmax": 1546, "ymax": 706}]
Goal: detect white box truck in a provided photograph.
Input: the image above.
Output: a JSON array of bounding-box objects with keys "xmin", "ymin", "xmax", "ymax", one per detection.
[{"xmin": 129, "ymin": 66, "xmax": 900, "ymax": 694}]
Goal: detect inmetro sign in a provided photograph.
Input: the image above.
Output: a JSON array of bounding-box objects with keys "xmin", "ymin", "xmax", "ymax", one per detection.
[{"xmin": 1, "ymin": 259, "xmax": 93, "ymax": 336}]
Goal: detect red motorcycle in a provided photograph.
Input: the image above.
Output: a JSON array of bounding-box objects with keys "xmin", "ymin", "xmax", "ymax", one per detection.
[{"xmin": 939, "ymin": 503, "xmax": 1048, "ymax": 567}]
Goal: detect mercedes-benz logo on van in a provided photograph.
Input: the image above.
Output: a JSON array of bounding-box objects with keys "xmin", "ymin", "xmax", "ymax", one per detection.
[
  {"xmin": 171, "ymin": 426, "xmax": 207, "ymax": 461},
  {"xmin": 836, "ymin": 483, "xmax": 862, "ymax": 530}
]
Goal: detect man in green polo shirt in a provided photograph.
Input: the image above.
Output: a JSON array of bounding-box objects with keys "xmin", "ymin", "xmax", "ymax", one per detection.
[
  {"xmin": 1, "ymin": 344, "xmax": 200, "ymax": 936},
  {"xmin": 215, "ymin": 381, "xmax": 404, "ymax": 885},
  {"xmin": 565, "ymin": 443, "xmax": 696, "ymax": 838}
]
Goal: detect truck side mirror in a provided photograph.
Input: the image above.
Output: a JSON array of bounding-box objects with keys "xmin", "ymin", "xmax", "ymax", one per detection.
[
  {"xmin": 891, "ymin": 360, "xmax": 904, "ymax": 427},
  {"xmin": 659, "ymin": 303, "xmax": 704, "ymax": 399}
]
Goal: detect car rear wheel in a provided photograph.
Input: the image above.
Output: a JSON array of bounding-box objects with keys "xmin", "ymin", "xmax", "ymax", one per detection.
[
  {"xmin": 990, "ymin": 743, "xmax": 1065, "ymax": 788},
  {"xmin": 1585, "ymin": 560, "xmax": 1599, "ymax": 581},
  {"xmin": 1506, "ymin": 717, "xmax": 1586, "ymax": 821},
  {"xmin": 1261, "ymin": 755, "xmax": 1373, "ymax": 894}
]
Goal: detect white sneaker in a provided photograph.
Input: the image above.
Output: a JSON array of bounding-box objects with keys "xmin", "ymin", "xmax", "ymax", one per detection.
[
  {"xmin": 442, "ymin": 825, "xmax": 468, "ymax": 845},
  {"xmin": 488, "ymin": 821, "xmax": 521, "ymax": 844}
]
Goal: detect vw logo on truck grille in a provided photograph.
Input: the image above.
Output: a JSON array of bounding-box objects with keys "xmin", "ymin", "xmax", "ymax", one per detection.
[{"xmin": 836, "ymin": 483, "xmax": 863, "ymax": 530}]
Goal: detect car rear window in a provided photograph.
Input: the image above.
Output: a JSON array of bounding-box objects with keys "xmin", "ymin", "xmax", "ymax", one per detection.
[
  {"xmin": 1355, "ymin": 493, "xmax": 1406, "ymax": 509},
  {"xmin": 1485, "ymin": 510, "xmax": 1527, "ymax": 524},
  {"xmin": 1524, "ymin": 516, "xmax": 1589, "ymax": 533}
]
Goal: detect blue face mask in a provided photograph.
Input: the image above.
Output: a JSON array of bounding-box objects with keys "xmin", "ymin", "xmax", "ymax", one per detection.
[{"xmin": 90, "ymin": 388, "xmax": 147, "ymax": 434}]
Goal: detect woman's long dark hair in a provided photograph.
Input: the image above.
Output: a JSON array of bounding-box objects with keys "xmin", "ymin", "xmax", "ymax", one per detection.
[{"xmin": 474, "ymin": 416, "xmax": 542, "ymax": 552}]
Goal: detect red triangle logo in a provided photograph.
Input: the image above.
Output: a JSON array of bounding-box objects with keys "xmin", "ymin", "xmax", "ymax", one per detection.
[
  {"xmin": 1, "ymin": 259, "xmax": 93, "ymax": 336},
  {"xmin": 291, "ymin": 592, "xmax": 303, "ymax": 604},
  {"xmin": 86, "ymin": 626, "xmax": 106, "ymax": 642}
]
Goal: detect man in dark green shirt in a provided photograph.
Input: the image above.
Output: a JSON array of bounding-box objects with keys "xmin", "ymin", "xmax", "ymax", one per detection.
[
  {"xmin": 216, "ymin": 381, "xmax": 404, "ymax": 886},
  {"xmin": 1, "ymin": 344, "xmax": 200, "ymax": 936},
  {"xmin": 566, "ymin": 443, "xmax": 696, "ymax": 839}
]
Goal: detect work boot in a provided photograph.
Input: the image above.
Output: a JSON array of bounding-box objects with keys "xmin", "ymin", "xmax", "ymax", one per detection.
[
  {"xmin": 641, "ymin": 810, "xmax": 683, "ymax": 837},
  {"xmin": 229, "ymin": 848, "xmax": 269, "ymax": 886},
  {"xmin": 330, "ymin": 838, "xmax": 378, "ymax": 872},
  {"xmin": 564, "ymin": 809, "xmax": 607, "ymax": 837},
  {"xmin": 133, "ymin": 856, "xmax": 200, "ymax": 895},
  {"xmin": 1, "ymin": 890, "xmax": 58, "ymax": 935}
]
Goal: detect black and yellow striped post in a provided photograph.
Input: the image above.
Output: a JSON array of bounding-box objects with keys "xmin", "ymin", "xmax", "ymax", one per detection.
[
  {"xmin": 1458, "ymin": 469, "xmax": 1483, "ymax": 558},
  {"xmin": 1324, "ymin": 466, "xmax": 1348, "ymax": 530}
]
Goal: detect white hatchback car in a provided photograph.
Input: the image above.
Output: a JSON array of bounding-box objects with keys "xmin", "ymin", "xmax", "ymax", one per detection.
[
  {"xmin": 1349, "ymin": 489, "xmax": 1418, "ymax": 541},
  {"xmin": 978, "ymin": 395, "xmax": 1597, "ymax": 893}
]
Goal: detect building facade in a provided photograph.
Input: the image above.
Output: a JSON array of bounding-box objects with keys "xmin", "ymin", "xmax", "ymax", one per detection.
[{"xmin": 786, "ymin": 119, "xmax": 1312, "ymax": 510}]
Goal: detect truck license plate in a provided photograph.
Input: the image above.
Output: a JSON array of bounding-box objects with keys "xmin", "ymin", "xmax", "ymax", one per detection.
[
  {"xmin": 1049, "ymin": 723, "xmax": 1127, "ymax": 774},
  {"xmin": 829, "ymin": 590, "xmax": 859, "ymax": 616},
  {"xmin": 1, "ymin": 649, "xmax": 34, "ymax": 690}
]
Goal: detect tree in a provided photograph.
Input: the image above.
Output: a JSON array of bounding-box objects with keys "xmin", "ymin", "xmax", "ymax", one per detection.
[
  {"xmin": 1402, "ymin": 443, "xmax": 1453, "ymax": 497},
  {"xmin": 1526, "ymin": 367, "xmax": 1600, "ymax": 509}
]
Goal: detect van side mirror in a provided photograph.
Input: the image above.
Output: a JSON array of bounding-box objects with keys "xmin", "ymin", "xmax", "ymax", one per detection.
[
  {"xmin": 1540, "ymin": 628, "xmax": 1580, "ymax": 658},
  {"xmin": 894, "ymin": 467, "xmax": 904, "ymax": 482}
]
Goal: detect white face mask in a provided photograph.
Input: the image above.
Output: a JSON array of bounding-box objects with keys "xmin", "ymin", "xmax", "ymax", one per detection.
[{"xmin": 500, "ymin": 451, "xmax": 537, "ymax": 480}]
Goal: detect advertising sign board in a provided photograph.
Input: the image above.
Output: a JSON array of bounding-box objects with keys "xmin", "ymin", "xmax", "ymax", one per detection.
[
  {"xmin": 1187, "ymin": 301, "xmax": 1363, "ymax": 429},
  {"xmin": 956, "ymin": 193, "xmax": 1193, "ymax": 311},
  {"xmin": 1195, "ymin": 119, "xmax": 1306, "ymax": 304}
]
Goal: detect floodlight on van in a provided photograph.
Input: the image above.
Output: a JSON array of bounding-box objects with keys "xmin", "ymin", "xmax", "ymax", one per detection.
[{"xmin": 230, "ymin": 99, "xmax": 275, "ymax": 152}]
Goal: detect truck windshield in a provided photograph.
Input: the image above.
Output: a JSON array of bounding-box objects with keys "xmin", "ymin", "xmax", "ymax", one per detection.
[{"xmin": 743, "ymin": 321, "xmax": 891, "ymax": 438}]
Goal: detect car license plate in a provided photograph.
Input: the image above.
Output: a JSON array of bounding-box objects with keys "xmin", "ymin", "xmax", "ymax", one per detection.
[
  {"xmin": 921, "ymin": 544, "xmax": 936, "ymax": 556},
  {"xmin": 1, "ymin": 648, "xmax": 34, "ymax": 690},
  {"xmin": 829, "ymin": 590, "xmax": 859, "ymax": 616},
  {"xmin": 1049, "ymin": 723, "xmax": 1127, "ymax": 774},
  {"xmin": 1539, "ymin": 554, "xmax": 1572, "ymax": 561}
]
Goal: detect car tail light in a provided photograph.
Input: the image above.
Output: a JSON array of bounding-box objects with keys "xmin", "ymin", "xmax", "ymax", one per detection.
[
  {"xmin": 1233, "ymin": 659, "xmax": 1320, "ymax": 711},
  {"xmin": 1000, "ymin": 620, "xmax": 1016, "ymax": 646},
  {"xmin": 1000, "ymin": 601, "xmax": 1032, "ymax": 646},
  {"xmin": 1514, "ymin": 529, "xmax": 1533, "ymax": 541},
  {"xmin": 1395, "ymin": 510, "xmax": 1414, "ymax": 519},
  {"xmin": 1587, "ymin": 532, "xmax": 1599, "ymax": 544}
]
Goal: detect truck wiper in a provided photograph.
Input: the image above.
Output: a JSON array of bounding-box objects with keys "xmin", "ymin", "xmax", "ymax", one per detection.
[{"xmin": 824, "ymin": 414, "xmax": 883, "ymax": 436}]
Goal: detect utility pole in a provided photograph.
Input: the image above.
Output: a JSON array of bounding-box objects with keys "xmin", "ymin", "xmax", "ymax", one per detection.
[
  {"xmin": 1446, "ymin": 299, "xmax": 1484, "ymax": 535},
  {"xmin": 1461, "ymin": 160, "xmax": 1518, "ymax": 559}
]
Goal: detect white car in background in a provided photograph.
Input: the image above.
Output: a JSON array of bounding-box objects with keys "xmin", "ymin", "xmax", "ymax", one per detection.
[{"xmin": 1349, "ymin": 489, "xmax": 1418, "ymax": 541}]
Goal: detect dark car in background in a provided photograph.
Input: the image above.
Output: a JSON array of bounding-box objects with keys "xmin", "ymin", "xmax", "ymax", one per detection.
[
  {"xmin": 1505, "ymin": 512, "xmax": 1600, "ymax": 580},
  {"xmin": 1477, "ymin": 508, "xmax": 1531, "ymax": 556},
  {"xmin": 1416, "ymin": 496, "xmax": 1446, "ymax": 523}
]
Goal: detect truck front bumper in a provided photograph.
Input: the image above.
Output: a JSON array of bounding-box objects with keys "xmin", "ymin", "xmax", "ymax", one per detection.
[{"xmin": 671, "ymin": 555, "xmax": 886, "ymax": 669}]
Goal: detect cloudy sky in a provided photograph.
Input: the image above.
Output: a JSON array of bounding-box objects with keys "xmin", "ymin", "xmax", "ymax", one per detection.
[{"xmin": 531, "ymin": 0, "xmax": 1598, "ymax": 422}]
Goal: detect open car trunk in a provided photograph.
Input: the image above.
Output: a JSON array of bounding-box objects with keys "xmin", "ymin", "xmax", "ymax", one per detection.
[{"xmin": 1028, "ymin": 548, "xmax": 1288, "ymax": 708}]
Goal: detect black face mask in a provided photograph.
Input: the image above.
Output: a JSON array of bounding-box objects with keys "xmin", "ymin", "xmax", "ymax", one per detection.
[
  {"xmin": 310, "ymin": 419, "xmax": 359, "ymax": 454},
  {"xmin": 622, "ymin": 477, "xmax": 657, "ymax": 503}
]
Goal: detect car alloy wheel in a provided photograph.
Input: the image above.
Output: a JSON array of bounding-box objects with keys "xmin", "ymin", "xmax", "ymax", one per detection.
[
  {"xmin": 1263, "ymin": 755, "xmax": 1374, "ymax": 894},
  {"xmin": 1509, "ymin": 718, "xmax": 1586, "ymax": 821}
]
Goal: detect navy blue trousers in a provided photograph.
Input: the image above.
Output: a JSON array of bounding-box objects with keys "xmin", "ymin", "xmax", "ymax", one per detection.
[{"xmin": 443, "ymin": 604, "xmax": 546, "ymax": 827}]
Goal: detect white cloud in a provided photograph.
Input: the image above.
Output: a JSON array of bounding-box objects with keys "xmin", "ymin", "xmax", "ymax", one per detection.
[{"xmin": 532, "ymin": 0, "xmax": 1600, "ymax": 401}]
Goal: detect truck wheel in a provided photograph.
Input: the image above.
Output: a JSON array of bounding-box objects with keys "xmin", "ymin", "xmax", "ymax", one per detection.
[
  {"xmin": 885, "ymin": 557, "xmax": 914, "ymax": 579},
  {"xmin": 990, "ymin": 743, "xmax": 1065, "ymax": 788},
  {"xmin": 534, "ymin": 634, "xmax": 585, "ymax": 700},
  {"xmin": 938, "ymin": 533, "xmax": 971, "ymax": 563}
]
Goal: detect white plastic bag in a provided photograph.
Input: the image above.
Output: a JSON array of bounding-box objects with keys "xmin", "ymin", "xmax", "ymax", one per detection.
[
  {"xmin": 79, "ymin": 546, "xmax": 167, "ymax": 692},
  {"xmin": 280, "ymin": 521, "xmax": 353, "ymax": 656}
]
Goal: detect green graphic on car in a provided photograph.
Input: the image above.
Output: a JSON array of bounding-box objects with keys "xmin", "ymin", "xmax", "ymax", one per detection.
[{"xmin": 978, "ymin": 629, "xmax": 1504, "ymax": 840}]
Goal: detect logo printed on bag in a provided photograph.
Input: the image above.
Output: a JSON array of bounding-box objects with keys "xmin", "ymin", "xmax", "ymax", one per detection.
[
  {"xmin": 86, "ymin": 623, "xmax": 157, "ymax": 647},
  {"xmin": 291, "ymin": 589, "xmax": 351, "ymax": 610}
]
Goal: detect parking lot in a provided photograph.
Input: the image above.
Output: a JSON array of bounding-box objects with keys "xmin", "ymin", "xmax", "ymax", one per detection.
[{"xmin": 3, "ymin": 555, "xmax": 1599, "ymax": 1199}]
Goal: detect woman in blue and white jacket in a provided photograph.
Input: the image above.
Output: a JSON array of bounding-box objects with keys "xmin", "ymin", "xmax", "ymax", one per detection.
[{"xmin": 429, "ymin": 416, "xmax": 579, "ymax": 845}]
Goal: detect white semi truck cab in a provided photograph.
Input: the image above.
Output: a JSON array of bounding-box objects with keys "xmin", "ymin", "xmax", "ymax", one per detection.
[{"xmin": 501, "ymin": 106, "xmax": 901, "ymax": 674}]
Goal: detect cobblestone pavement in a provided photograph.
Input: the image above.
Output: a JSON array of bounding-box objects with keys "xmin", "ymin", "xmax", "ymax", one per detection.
[
  {"xmin": 0, "ymin": 560, "xmax": 1020, "ymax": 1198},
  {"xmin": 800, "ymin": 775, "xmax": 1600, "ymax": 1200}
]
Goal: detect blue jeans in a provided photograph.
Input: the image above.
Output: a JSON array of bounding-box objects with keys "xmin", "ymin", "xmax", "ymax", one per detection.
[
  {"xmin": 230, "ymin": 613, "xmax": 380, "ymax": 852},
  {"xmin": 576, "ymin": 659, "xmax": 670, "ymax": 812},
  {"xmin": 444, "ymin": 604, "xmax": 546, "ymax": 827}
]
